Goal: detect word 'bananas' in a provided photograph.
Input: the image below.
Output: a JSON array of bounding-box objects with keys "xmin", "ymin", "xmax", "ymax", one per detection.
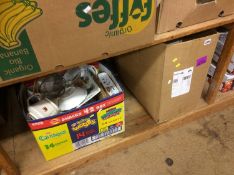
[{"xmin": 0, "ymin": 0, "xmax": 42, "ymax": 48}]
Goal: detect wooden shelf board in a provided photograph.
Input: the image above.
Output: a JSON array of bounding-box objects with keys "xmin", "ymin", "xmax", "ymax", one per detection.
[
  {"xmin": 1, "ymin": 90, "xmax": 234, "ymax": 175},
  {"xmin": 1, "ymin": 15, "xmax": 234, "ymax": 89}
]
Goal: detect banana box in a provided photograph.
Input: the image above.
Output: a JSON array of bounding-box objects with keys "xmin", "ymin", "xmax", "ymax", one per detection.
[
  {"xmin": 26, "ymin": 64, "xmax": 125, "ymax": 160},
  {"xmin": 0, "ymin": 0, "xmax": 156, "ymax": 81}
]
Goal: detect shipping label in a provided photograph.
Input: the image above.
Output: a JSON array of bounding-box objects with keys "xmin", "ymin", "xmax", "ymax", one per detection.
[{"xmin": 172, "ymin": 67, "xmax": 194, "ymax": 98}]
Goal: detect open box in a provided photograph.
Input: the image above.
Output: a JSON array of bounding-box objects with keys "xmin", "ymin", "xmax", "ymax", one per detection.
[
  {"xmin": 156, "ymin": 0, "xmax": 234, "ymax": 33},
  {"xmin": 19, "ymin": 63, "xmax": 125, "ymax": 160}
]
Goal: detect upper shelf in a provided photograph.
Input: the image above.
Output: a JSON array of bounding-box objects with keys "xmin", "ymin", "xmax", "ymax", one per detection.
[{"xmin": 1, "ymin": 14, "xmax": 234, "ymax": 89}]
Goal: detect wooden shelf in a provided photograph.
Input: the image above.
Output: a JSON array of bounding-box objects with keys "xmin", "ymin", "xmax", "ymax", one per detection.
[
  {"xmin": 1, "ymin": 90, "xmax": 234, "ymax": 175},
  {"xmin": 1, "ymin": 14, "xmax": 234, "ymax": 89}
]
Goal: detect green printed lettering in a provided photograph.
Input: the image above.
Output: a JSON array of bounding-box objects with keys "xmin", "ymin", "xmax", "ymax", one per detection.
[
  {"xmin": 92, "ymin": 0, "xmax": 110, "ymax": 24},
  {"xmin": 119, "ymin": 0, "xmax": 129, "ymax": 27},
  {"xmin": 141, "ymin": 0, "xmax": 152, "ymax": 21},
  {"xmin": 109, "ymin": 0, "xmax": 119, "ymax": 30},
  {"xmin": 76, "ymin": 2, "xmax": 92, "ymax": 27},
  {"xmin": 130, "ymin": 0, "xmax": 144, "ymax": 19}
]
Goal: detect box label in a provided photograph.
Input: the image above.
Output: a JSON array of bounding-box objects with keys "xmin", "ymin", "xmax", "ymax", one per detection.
[
  {"xmin": 203, "ymin": 39, "xmax": 212, "ymax": 46},
  {"xmin": 66, "ymin": 102, "xmax": 125, "ymax": 150},
  {"xmin": 0, "ymin": 1, "xmax": 43, "ymax": 80},
  {"xmin": 68, "ymin": 114, "xmax": 99, "ymax": 146},
  {"xmin": 33, "ymin": 124, "xmax": 74, "ymax": 160},
  {"xmin": 75, "ymin": 0, "xmax": 155, "ymax": 38},
  {"xmin": 0, "ymin": 30, "xmax": 41, "ymax": 80},
  {"xmin": 172, "ymin": 67, "xmax": 194, "ymax": 98},
  {"xmin": 97, "ymin": 102, "xmax": 124, "ymax": 133}
]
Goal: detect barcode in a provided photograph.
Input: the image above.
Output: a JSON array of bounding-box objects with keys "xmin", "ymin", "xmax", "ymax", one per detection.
[
  {"xmin": 74, "ymin": 137, "xmax": 92, "ymax": 149},
  {"xmin": 183, "ymin": 75, "xmax": 191, "ymax": 80},
  {"xmin": 91, "ymin": 126, "xmax": 122, "ymax": 141}
]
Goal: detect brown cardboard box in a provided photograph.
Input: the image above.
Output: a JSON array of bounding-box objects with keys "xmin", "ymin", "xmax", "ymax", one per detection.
[
  {"xmin": 116, "ymin": 32, "xmax": 219, "ymax": 122},
  {"xmin": 0, "ymin": 0, "xmax": 156, "ymax": 81},
  {"xmin": 156, "ymin": 0, "xmax": 234, "ymax": 33}
]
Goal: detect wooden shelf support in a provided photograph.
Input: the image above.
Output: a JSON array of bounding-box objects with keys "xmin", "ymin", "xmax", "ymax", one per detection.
[
  {"xmin": 206, "ymin": 24, "xmax": 234, "ymax": 104},
  {"xmin": 0, "ymin": 145, "xmax": 19, "ymax": 175}
]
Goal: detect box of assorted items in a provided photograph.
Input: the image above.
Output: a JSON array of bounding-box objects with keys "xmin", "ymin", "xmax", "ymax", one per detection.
[
  {"xmin": 18, "ymin": 63, "xmax": 125, "ymax": 160},
  {"xmin": 0, "ymin": 0, "xmax": 156, "ymax": 82},
  {"xmin": 117, "ymin": 31, "xmax": 219, "ymax": 122},
  {"xmin": 156, "ymin": 0, "xmax": 234, "ymax": 33}
]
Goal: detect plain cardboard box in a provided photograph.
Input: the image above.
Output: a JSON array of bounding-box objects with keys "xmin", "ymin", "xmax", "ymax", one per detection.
[
  {"xmin": 116, "ymin": 32, "xmax": 219, "ymax": 122},
  {"xmin": 156, "ymin": 0, "xmax": 234, "ymax": 33},
  {"xmin": 0, "ymin": 0, "xmax": 156, "ymax": 81}
]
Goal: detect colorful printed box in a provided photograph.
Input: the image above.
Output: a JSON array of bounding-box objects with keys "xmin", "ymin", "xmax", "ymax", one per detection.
[{"xmin": 26, "ymin": 65, "xmax": 125, "ymax": 160}]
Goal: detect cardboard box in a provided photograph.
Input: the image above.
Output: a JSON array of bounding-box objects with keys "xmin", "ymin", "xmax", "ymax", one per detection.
[
  {"xmin": 0, "ymin": 0, "xmax": 156, "ymax": 81},
  {"xmin": 116, "ymin": 32, "xmax": 219, "ymax": 122},
  {"xmin": 21, "ymin": 64, "xmax": 125, "ymax": 160},
  {"xmin": 156, "ymin": 0, "xmax": 234, "ymax": 33}
]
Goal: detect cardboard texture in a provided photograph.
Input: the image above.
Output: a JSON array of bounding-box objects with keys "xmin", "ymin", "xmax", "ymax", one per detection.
[
  {"xmin": 156, "ymin": 0, "xmax": 234, "ymax": 33},
  {"xmin": 116, "ymin": 32, "xmax": 219, "ymax": 122},
  {"xmin": 0, "ymin": 0, "xmax": 156, "ymax": 81}
]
